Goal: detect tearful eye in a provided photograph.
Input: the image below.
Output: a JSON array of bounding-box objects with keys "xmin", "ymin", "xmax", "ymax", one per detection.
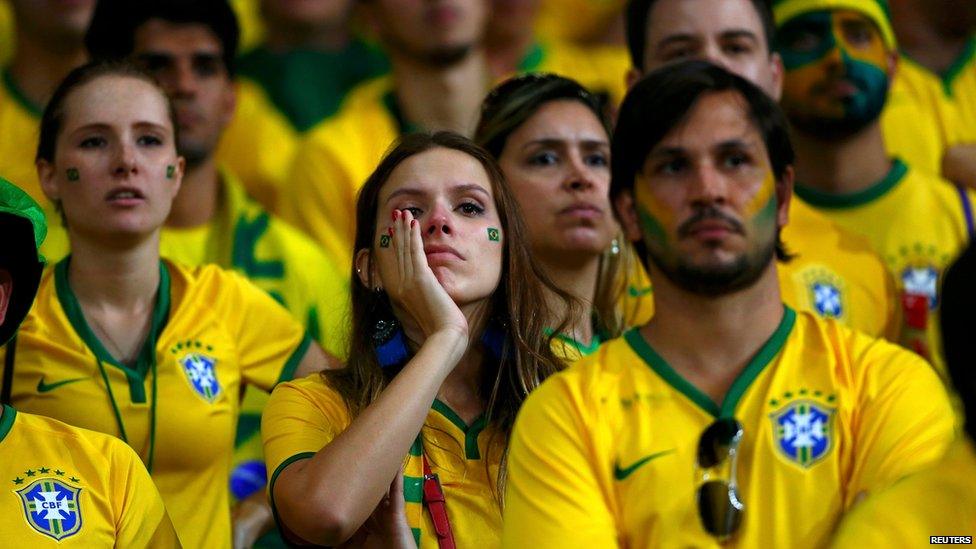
[
  {"xmin": 458, "ymin": 202, "xmax": 485, "ymax": 215},
  {"xmin": 403, "ymin": 207, "xmax": 423, "ymax": 217}
]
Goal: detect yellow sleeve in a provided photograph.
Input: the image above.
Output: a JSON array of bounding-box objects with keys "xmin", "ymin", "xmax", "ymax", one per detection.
[
  {"xmin": 261, "ymin": 377, "xmax": 351, "ymax": 505},
  {"xmin": 302, "ymin": 248, "xmax": 351, "ymax": 359},
  {"xmin": 502, "ymin": 373, "xmax": 619, "ymax": 548},
  {"xmin": 110, "ymin": 437, "xmax": 182, "ymax": 548},
  {"xmin": 846, "ymin": 337, "xmax": 954, "ymax": 505},
  {"xmin": 279, "ymin": 134, "xmax": 358, "ymax": 270},
  {"xmin": 223, "ymin": 272, "xmax": 312, "ymax": 390}
]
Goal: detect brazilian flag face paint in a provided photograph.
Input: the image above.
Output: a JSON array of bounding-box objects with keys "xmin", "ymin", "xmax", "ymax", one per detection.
[{"xmin": 776, "ymin": 10, "xmax": 890, "ymax": 138}]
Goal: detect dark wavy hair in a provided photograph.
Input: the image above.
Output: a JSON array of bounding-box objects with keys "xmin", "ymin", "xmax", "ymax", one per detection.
[
  {"xmin": 322, "ymin": 131, "xmax": 571, "ymax": 501},
  {"xmin": 942, "ymin": 243, "xmax": 976, "ymax": 442}
]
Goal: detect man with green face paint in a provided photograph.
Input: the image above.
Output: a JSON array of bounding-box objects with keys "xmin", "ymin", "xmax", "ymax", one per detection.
[{"xmin": 774, "ymin": 0, "xmax": 976, "ymax": 374}]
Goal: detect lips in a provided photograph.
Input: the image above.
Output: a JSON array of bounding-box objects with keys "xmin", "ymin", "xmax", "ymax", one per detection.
[
  {"xmin": 424, "ymin": 244, "xmax": 464, "ymax": 262},
  {"xmin": 105, "ymin": 186, "xmax": 146, "ymax": 206},
  {"xmin": 559, "ymin": 202, "xmax": 604, "ymax": 220}
]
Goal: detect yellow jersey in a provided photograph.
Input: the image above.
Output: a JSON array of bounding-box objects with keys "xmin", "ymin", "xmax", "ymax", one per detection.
[
  {"xmin": 0, "ymin": 405, "xmax": 180, "ymax": 547},
  {"xmin": 881, "ymin": 56, "xmax": 956, "ymax": 177},
  {"xmin": 779, "ymin": 198, "xmax": 898, "ymax": 340},
  {"xmin": 941, "ymin": 37, "xmax": 976, "ymax": 144},
  {"xmin": 263, "ymin": 374, "xmax": 504, "ymax": 548},
  {"xmin": 0, "ymin": 1, "xmax": 12, "ymax": 67},
  {"xmin": 794, "ymin": 159, "xmax": 975, "ymax": 373},
  {"xmin": 831, "ymin": 437, "xmax": 976, "ymax": 548},
  {"xmin": 503, "ymin": 308, "xmax": 954, "ymax": 548},
  {"xmin": 0, "ymin": 258, "xmax": 312, "ymax": 549},
  {"xmin": 0, "ymin": 69, "xmax": 69, "ymax": 261}
]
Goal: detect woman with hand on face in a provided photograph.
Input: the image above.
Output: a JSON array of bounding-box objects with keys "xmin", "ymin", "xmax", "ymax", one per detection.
[
  {"xmin": 476, "ymin": 73, "xmax": 652, "ymax": 360},
  {"xmin": 0, "ymin": 61, "xmax": 335, "ymax": 549},
  {"xmin": 262, "ymin": 132, "xmax": 568, "ymax": 548}
]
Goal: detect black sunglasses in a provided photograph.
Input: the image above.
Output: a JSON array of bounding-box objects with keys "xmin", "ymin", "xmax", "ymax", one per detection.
[{"xmin": 695, "ymin": 418, "xmax": 745, "ymax": 540}]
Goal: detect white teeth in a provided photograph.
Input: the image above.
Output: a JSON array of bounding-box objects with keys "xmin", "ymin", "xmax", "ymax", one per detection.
[{"xmin": 112, "ymin": 191, "xmax": 137, "ymax": 199}]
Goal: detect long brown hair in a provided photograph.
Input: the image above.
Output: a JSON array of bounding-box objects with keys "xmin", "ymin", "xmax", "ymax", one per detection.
[{"xmin": 322, "ymin": 132, "xmax": 574, "ymax": 495}]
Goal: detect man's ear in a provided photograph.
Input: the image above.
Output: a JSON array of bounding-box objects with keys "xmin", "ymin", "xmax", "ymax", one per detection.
[
  {"xmin": 354, "ymin": 248, "xmax": 379, "ymax": 290},
  {"xmin": 0, "ymin": 269, "xmax": 12, "ymax": 326},
  {"xmin": 613, "ymin": 190, "xmax": 644, "ymax": 243},
  {"xmin": 887, "ymin": 49, "xmax": 899, "ymax": 81},
  {"xmin": 776, "ymin": 166, "xmax": 794, "ymax": 229},
  {"xmin": 769, "ymin": 52, "xmax": 785, "ymax": 101}
]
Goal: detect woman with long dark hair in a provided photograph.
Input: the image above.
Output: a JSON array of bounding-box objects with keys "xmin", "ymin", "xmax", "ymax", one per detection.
[{"xmin": 262, "ymin": 131, "xmax": 570, "ymax": 547}]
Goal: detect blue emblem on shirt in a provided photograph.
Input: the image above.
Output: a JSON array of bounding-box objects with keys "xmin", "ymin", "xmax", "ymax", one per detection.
[
  {"xmin": 771, "ymin": 400, "xmax": 833, "ymax": 468},
  {"xmin": 812, "ymin": 282, "xmax": 843, "ymax": 318},
  {"xmin": 16, "ymin": 478, "xmax": 82, "ymax": 541},
  {"xmin": 180, "ymin": 352, "xmax": 222, "ymax": 403},
  {"xmin": 901, "ymin": 265, "xmax": 939, "ymax": 309}
]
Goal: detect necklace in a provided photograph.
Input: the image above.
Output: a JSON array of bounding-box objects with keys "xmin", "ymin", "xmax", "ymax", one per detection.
[{"xmin": 84, "ymin": 305, "xmax": 152, "ymax": 365}]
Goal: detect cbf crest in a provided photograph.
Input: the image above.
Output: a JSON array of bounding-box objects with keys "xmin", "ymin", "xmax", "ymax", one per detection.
[
  {"xmin": 800, "ymin": 267, "xmax": 846, "ymax": 320},
  {"xmin": 180, "ymin": 351, "xmax": 222, "ymax": 403},
  {"xmin": 770, "ymin": 398, "xmax": 834, "ymax": 468},
  {"xmin": 16, "ymin": 478, "xmax": 82, "ymax": 541}
]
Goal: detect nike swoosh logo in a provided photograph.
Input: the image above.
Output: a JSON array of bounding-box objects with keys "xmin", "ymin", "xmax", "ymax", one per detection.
[
  {"xmin": 36, "ymin": 376, "xmax": 89, "ymax": 393},
  {"xmin": 628, "ymin": 285, "xmax": 653, "ymax": 297},
  {"xmin": 614, "ymin": 449, "xmax": 675, "ymax": 481}
]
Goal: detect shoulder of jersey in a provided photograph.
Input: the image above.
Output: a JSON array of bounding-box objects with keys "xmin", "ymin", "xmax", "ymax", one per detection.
[{"xmin": 301, "ymin": 75, "xmax": 394, "ymax": 145}]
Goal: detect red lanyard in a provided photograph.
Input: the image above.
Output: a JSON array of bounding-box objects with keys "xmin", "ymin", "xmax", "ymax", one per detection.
[{"xmin": 422, "ymin": 454, "xmax": 456, "ymax": 549}]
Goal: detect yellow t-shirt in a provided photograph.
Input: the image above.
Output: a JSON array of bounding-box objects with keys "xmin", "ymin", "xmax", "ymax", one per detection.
[
  {"xmin": 263, "ymin": 374, "xmax": 503, "ymax": 548},
  {"xmin": 160, "ymin": 169, "xmax": 349, "ymax": 505},
  {"xmin": 0, "ymin": 258, "xmax": 311, "ymax": 549},
  {"xmin": 794, "ymin": 159, "xmax": 974, "ymax": 373},
  {"xmin": 215, "ymin": 78, "xmax": 298, "ymax": 212},
  {"xmin": 0, "ymin": 405, "xmax": 180, "ymax": 547},
  {"xmin": 0, "ymin": 69, "xmax": 69, "ymax": 261},
  {"xmin": 503, "ymin": 308, "xmax": 954, "ymax": 548},
  {"xmin": 942, "ymin": 37, "xmax": 976, "ymax": 145},
  {"xmin": 880, "ymin": 55, "xmax": 956, "ymax": 177},
  {"xmin": 0, "ymin": 1, "xmax": 13, "ymax": 67},
  {"xmin": 831, "ymin": 437, "xmax": 976, "ymax": 548}
]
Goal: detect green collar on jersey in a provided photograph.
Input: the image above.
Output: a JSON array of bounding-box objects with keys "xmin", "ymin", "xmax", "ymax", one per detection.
[
  {"xmin": 54, "ymin": 257, "xmax": 171, "ymax": 403},
  {"xmin": 940, "ymin": 36, "xmax": 976, "ymax": 95},
  {"xmin": 1, "ymin": 69, "xmax": 43, "ymax": 118},
  {"xmin": 794, "ymin": 158, "xmax": 907, "ymax": 209},
  {"xmin": 625, "ymin": 305, "xmax": 797, "ymax": 418}
]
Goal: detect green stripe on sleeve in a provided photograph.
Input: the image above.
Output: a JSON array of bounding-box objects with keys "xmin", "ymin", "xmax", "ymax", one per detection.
[
  {"xmin": 276, "ymin": 331, "xmax": 313, "ymax": 385},
  {"xmin": 267, "ymin": 451, "xmax": 316, "ymax": 535},
  {"xmin": 403, "ymin": 475, "xmax": 424, "ymax": 503}
]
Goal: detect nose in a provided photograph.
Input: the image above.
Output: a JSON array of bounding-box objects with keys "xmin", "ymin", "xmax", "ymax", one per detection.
[
  {"xmin": 564, "ymin": 154, "xmax": 599, "ymax": 193},
  {"xmin": 689, "ymin": 163, "xmax": 728, "ymax": 208},
  {"xmin": 168, "ymin": 59, "xmax": 198, "ymax": 98},
  {"xmin": 424, "ymin": 203, "xmax": 454, "ymax": 237},
  {"xmin": 113, "ymin": 141, "xmax": 138, "ymax": 177}
]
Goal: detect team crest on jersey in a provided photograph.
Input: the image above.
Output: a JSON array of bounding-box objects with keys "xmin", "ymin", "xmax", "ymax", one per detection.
[
  {"xmin": 179, "ymin": 352, "xmax": 222, "ymax": 403},
  {"xmin": 901, "ymin": 265, "xmax": 939, "ymax": 310},
  {"xmin": 799, "ymin": 267, "xmax": 846, "ymax": 320},
  {"xmin": 770, "ymin": 399, "xmax": 834, "ymax": 468},
  {"xmin": 15, "ymin": 478, "xmax": 82, "ymax": 541}
]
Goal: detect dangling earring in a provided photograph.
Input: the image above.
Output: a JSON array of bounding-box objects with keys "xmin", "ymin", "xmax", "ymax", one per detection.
[
  {"xmin": 610, "ymin": 238, "xmax": 621, "ymax": 255},
  {"xmin": 372, "ymin": 318, "xmax": 409, "ymax": 369}
]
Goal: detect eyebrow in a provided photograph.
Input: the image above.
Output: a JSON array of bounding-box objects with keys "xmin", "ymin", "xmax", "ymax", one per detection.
[
  {"xmin": 521, "ymin": 138, "xmax": 609, "ymax": 150},
  {"xmin": 69, "ymin": 121, "xmax": 169, "ymax": 134},
  {"xmin": 385, "ymin": 183, "xmax": 491, "ymax": 204},
  {"xmin": 649, "ymin": 138, "xmax": 759, "ymax": 157},
  {"xmin": 657, "ymin": 28, "xmax": 759, "ymax": 49}
]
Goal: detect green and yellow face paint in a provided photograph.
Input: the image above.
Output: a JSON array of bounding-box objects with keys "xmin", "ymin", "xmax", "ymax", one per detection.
[
  {"xmin": 633, "ymin": 175, "xmax": 676, "ymax": 251},
  {"xmin": 66, "ymin": 168, "xmax": 80, "ymax": 182},
  {"xmin": 776, "ymin": 9, "xmax": 890, "ymax": 136},
  {"xmin": 742, "ymin": 169, "xmax": 778, "ymax": 231}
]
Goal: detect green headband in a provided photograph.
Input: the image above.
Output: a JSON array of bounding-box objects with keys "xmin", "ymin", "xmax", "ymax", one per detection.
[{"xmin": 773, "ymin": 0, "xmax": 897, "ymax": 50}]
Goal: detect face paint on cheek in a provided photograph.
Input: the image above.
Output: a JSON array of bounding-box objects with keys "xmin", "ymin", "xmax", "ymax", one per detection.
[
  {"xmin": 743, "ymin": 170, "xmax": 778, "ymax": 231},
  {"xmin": 66, "ymin": 168, "xmax": 80, "ymax": 181},
  {"xmin": 166, "ymin": 165, "xmax": 175, "ymax": 179},
  {"xmin": 487, "ymin": 227, "xmax": 500, "ymax": 242},
  {"xmin": 379, "ymin": 234, "xmax": 391, "ymax": 248},
  {"xmin": 633, "ymin": 181, "xmax": 674, "ymax": 250}
]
